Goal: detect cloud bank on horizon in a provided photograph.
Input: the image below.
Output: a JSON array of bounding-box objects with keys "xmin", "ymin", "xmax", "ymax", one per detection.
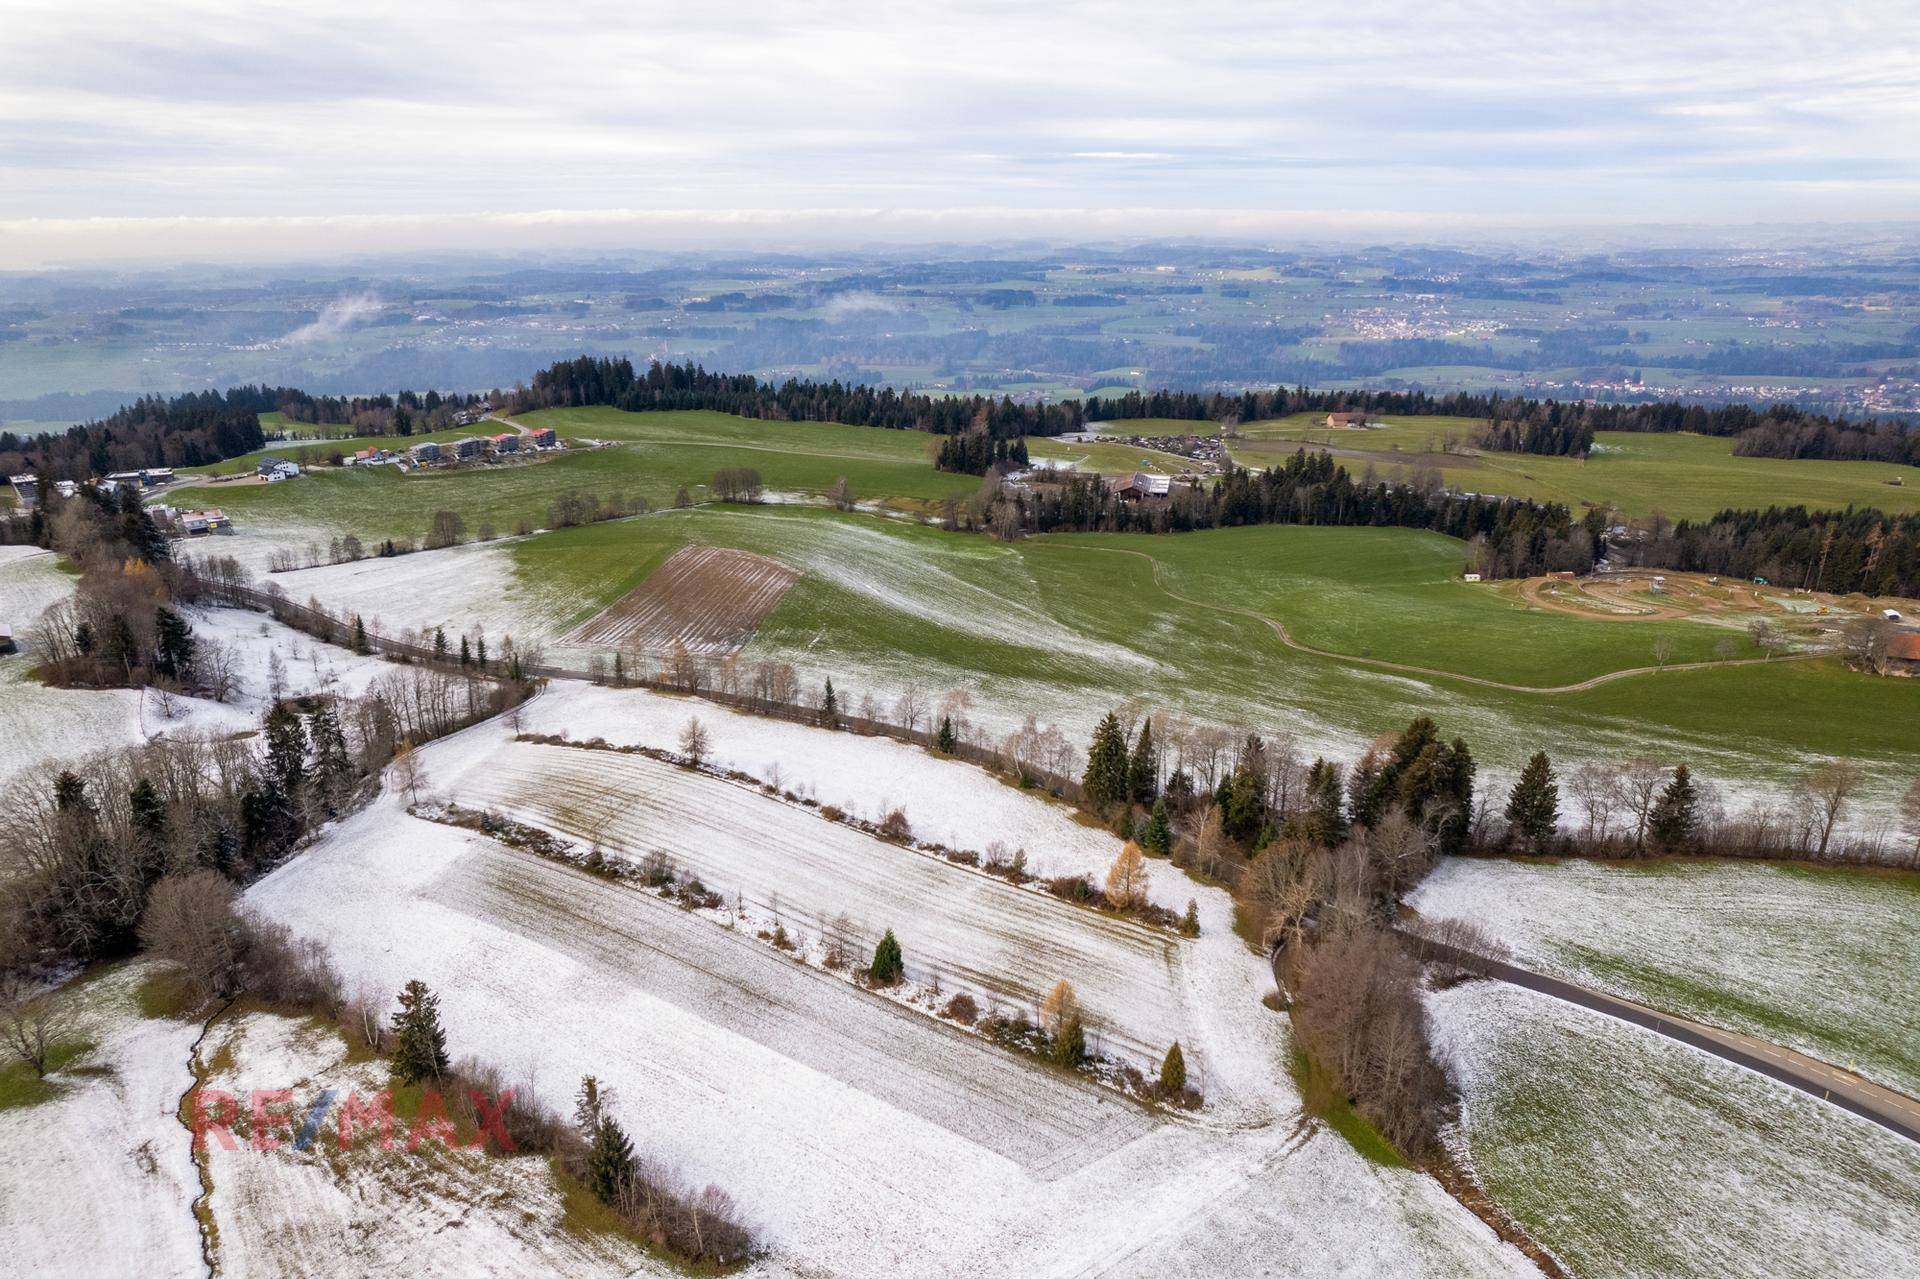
[{"xmin": 1, "ymin": 0, "xmax": 1916, "ymax": 263}]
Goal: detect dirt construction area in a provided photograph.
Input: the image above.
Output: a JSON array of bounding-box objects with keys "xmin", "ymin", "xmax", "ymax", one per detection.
[
  {"xmin": 1508, "ymin": 569, "xmax": 1911, "ymax": 628},
  {"xmin": 562, "ymin": 543, "xmax": 800, "ymax": 654}
]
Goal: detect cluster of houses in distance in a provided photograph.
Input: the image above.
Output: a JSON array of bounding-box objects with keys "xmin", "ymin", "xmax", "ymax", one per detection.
[
  {"xmin": 7, "ymin": 467, "xmax": 176, "ymax": 509},
  {"xmin": 397, "ymin": 425, "xmax": 557, "ymax": 466}
]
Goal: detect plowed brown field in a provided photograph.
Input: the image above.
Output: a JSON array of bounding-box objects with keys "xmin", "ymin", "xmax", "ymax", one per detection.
[{"xmin": 562, "ymin": 544, "xmax": 799, "ymax": 653}]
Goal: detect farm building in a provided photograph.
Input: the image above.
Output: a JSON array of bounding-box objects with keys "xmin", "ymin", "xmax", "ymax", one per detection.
[
  {"xmin": 409, "ymin": 441, "xmax": 443, "ymax": 463},
  {"xmin": 142, "ymin": 467, "xmax": 174, "ymax": 485},
  {"xmin": 53, "ymin": 480, "xmax": 78, "ymax": 499},
  {"xmin": 1463, "ymin": 573, "xmax": 1483, "ymax": 582},
  {"xmin": 177, "ymin": 508, "xmax": 233, "ymax": 535},
  {"xmin": 453, "ymin": 437, "xmax": 485, "ymax": 460},
  {"xmin": 256, "ymin": 456, "xmax": 301, "ymax": 481},
  {"xmin": 529, "ymin": 426, "xmax": 557, "ymax": 448},
  {"xmin": 452, "ymin": 408, "xmax": 480, "ymax": 426},
  {"xmin": 491, "ymin": 432, "xmax": 519, "ymax": 454},
  {"xmin": 1326, "ymin": 411, "xmax": 1370, "ymax": 428},
  {"xmin": 8, "ymin": 474, "xmax": 37, "ymax": 506},
  {"xmin": 1117, "ymin": 472, "xmax": 1173, "ymax": 502},
  {"xmin": 1889, "ymin": 630, "xmax": 1920, "ymax": 675}
]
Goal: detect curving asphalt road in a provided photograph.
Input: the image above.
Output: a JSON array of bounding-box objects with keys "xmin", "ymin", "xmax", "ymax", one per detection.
[{"xmin": 1394, "ymin": 934, "xmax": 1920, "ymax": 1146}]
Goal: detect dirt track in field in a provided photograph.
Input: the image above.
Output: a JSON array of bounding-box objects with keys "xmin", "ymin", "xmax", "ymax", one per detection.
[
  {"xmin": 1033, "ymin": 544, "xmax": 1825, "ymax": 695},
  {"xmin": 561, "ymin": 544, "xmax": 800, "ymax": 654}
]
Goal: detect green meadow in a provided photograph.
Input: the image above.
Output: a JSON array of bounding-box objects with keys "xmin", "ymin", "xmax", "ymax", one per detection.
[
  {"xmin": 184, "ymin": 404, "xmax": 1920, "ymax": 789},
  {"xmin": 1096, "ymin": 413, "xmax": 1918, "ymax": 518},
  {"xmin": 504, "ymin": 509, "xmax": 1920, "ymax": 785},
  {"xmin": 1219, "ymin": 414, "xmax": 1919, "ymax": 519},
  {"xmin": 189, "ymin": 407, "xmax": 978, "ymax": 540}
]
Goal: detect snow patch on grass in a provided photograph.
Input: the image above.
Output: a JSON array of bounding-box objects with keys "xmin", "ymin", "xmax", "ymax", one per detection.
[{"xmin": 1429, "ymin": 979, "xmax": 1920, "ymax": 1279}]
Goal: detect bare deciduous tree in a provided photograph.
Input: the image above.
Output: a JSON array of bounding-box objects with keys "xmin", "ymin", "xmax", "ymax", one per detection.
[
  {"xmin": 679, "ymin": 717, "xmax": 711, "ymax": 768},
  {"xmin": 1796, "ymin": 760, "xmax": 1865, "ymax": 859},
  {"xmin": 138, "ymin": 871, "xmax": 244, "ymax": 1003},
  {"xmin": 0, "ymin": 975, "xmax": 78, "ymax": 1079}
]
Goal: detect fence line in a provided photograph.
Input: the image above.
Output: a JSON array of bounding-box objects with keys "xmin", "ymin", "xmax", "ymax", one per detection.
[{"xmin": 186, "ymin": 572, "xmax": 1088, "ymax": 804}]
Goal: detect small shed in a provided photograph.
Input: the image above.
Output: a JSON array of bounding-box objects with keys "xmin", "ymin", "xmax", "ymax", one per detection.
[{"xmin": 0, "ymin": 623, "xmax": 15, "ymax": 655}]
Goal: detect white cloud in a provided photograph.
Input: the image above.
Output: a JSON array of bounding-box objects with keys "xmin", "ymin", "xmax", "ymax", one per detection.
[
  {"xmin": 0, "ymin": 0, "xmax": 1914, "ymax": 262},
  {"xmin": 281, "ymin": 293, "xmax": 383, "ymax": 345}
]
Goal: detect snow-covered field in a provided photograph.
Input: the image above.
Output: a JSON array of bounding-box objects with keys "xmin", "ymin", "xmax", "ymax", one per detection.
[
  {"xmin": 1411, "ymin": 856, "xmax": 1920, "ymax": 1095},
  {"xmin": 243, "ymin": 705, "xmax": 1537, "ymax": 1278},
  {"xmin": 1429, "ymin": 979, "xmax": 1920, "ymax": 1279},
  {"xmin": 518, "ymin": 682, "xmax": 1124, "ymax": 876},
  {"xmin": 0, "ymin": 593, "xmax": 388, "ymax": 799},
  {"xmin": 268, "ymin": 539, "xmax": 567, "ymax": 650},
  {"xmin": 459, "ymin": 738, "xmax": 1188, "ymax": 1064},
  {"xmin": 196, "ymin": 1011, "xmax": 671, "ymax": 1278},
  {"xmin": 0, "ymin": 548, "xmax": 144, "ymax": 794},
  {"xmin": 0, "ymin": 962, "xmax": 674, "ymax": 1279},
  {"xmin": 0, "ymin": 964, "xmax": 206, "ymax": 1279}
]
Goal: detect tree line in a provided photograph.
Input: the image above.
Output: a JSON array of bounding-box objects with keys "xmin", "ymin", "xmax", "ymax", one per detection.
[
  {"xmin": 512, "ymin": 355, "xmax": 1086, "ymax": 439},
  {"xmin": 1630, "ymin": 505, "xmax": 1920, "ymax": 598},
  {"xmin": 0, "ymin": 383, "xmax": 495, "ymax": 481},
  {"xmin": 981, "ymin": 451, "xmax": 1595, "ymax": 579},
  {"xmin": 934, "ymin": 430, "xmax": 1029, "ymax": 474},
  {"xmin": 1084, "ymin": 386, "xmax": 1916, "ymax": 461}
]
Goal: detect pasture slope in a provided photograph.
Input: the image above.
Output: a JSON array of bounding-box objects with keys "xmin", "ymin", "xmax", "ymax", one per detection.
[
  {"xmin": 1411, "ymin": 856, "xmax": 1920, "ymax": 1097},
  {"xmin": 1429, "ymin": 979, "xmax": 1920, "ymax": 1279},
  {"xmin": 242, "ymin": 704, "xmax": 1536, "ymax": 1279},
  {"xmin": 203, "ymin": 501, "xmax": 1920, "ymax": 827}
]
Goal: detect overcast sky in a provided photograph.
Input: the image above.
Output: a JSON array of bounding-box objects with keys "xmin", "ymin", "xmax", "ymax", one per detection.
[{"xmin": 3, "ymin": 0, "xmax": 1917, "ymax": 264}]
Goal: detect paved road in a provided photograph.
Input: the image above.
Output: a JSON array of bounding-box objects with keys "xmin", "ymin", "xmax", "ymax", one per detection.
[{"xmin": 1396, "ymin": 934, "xmax": 1920, "ymax": 1145}]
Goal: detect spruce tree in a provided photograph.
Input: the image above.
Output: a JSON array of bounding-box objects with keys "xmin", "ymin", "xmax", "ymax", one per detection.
[
  {"xmin": 351, "ymin": 614, "xmax": 371, "ymax": 656},
  {"xmin": 1051, "ymin": 1014, "xmax": 1087, "ymax": 1067},
  {"xmin": 1307, "ymin": 759, "xmax": 1347, "ymax": 847},
  {"xmin": 389, "ymin": 980, "xmax": 450, "ymax": 1085},
  {"xmin": 129, "ymin": 777, "xmax": 168, "ymax": 882},
  {"xmin": 820, "ymin": 677, "xmax": 840, "ymax": 729},
  {"xmin": 153, "ymin": 607, "xmax": 196, "ymax": 680},
  {"xmin": 935, "ymin": 715, "xmax": 956, "ymax": 753},
  {"xmin": 475, "ymin": 635, "xmax": 488, "ymax": 670},
  {"xmin": 1127, "ymin": 719, "xmax": 1157, "ymax": 805},
  {"xmin": 573, "ymin": 1074, "xmax": 606, "ymax": 1136},
  {"xmin": 1504, "ymin": 751, "xmax": 1560, "ymax": 851},
  {"xmin": 458, "ymin": 634, "xmax": 471, "ymax": 667},
  {"xmin": 1143, "ymin": 798, "xmax": 1173, "ymax": 856},
  {"xmin": 869, "ymin": 929, "xmax": 904, "ymax": 985},
  {"xmin": 433, "ymin": 627, "xmax": 448, "ymax": 661},
  {"xmin": 1082, "ymin": 712, "xmax": 1129, "ymax": 810},
  {"xmin": 307, "ymin": 703, "xmax": 352, "ymax": 807},
  {"xmin": 587, "ymin": 1117, "xmax": 635, "ymax": 1207},
  {"xmin": 264, "ymin": 704, "xmax": 309, "ymax": 795},
  {"xmin": 1219, "ymin": 763, "xmax": 1267, "ymax": 848},
  {"xmin": 1159, "ymin": 1041, "xmax": 1186, "ymax": 1093},
  {"xmin": 1648, "ymin": 764, "xmax": 1699, "ymax": 854}
]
